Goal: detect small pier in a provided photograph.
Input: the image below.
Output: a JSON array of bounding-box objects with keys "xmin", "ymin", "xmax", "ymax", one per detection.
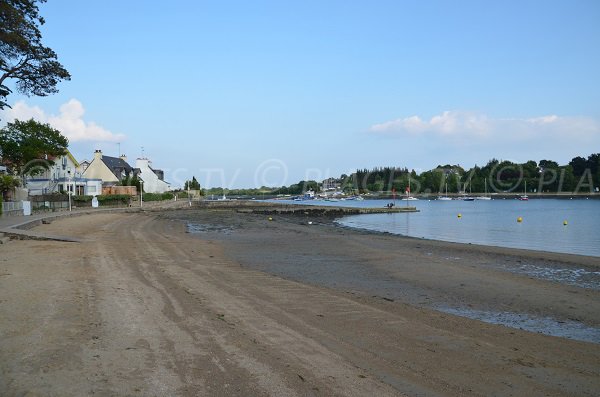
[{"xmin": 195, "ymin": 200, "xmax": 418, "ymax": 216}]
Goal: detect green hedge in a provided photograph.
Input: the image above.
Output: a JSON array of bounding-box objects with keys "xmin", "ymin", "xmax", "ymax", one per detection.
[
  {"xmin": 72, "ymin": 194, "xmax": 131, "ymax": 205},
  {"xmin": 72, "ymin": 195, "xmax": 93, "ymax": 203},
  {"xmin": 98, "ymin": 194, "xmax": 131, "ymax": 204},
  {"xmin": 71, "ymin": 193, "xmax": 174, "ymax": 205},
  {"xmin": 142, "ymin": 192, "xmax": 174, "ymax": 201}
]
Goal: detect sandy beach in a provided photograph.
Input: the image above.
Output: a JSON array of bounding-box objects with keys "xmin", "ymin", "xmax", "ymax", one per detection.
[{"xmin": 1, "ymin": 207, "xmax": 599, "ymax": 396}]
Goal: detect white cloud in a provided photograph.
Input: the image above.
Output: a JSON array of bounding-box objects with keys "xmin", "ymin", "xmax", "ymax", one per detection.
[
  {"xmin": 370, "ymin": 110, "xmax": 599, "ymax": 143},
  {"xmin": 1, "ymin": 99, "xmax": 126, "ymax": 143},
  {"xmin": 370, "ymin": 111, "xmax": 492, "ymax": 138}
]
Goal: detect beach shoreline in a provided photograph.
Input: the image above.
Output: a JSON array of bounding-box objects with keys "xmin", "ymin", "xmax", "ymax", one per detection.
[
  {"xmin": 170, "ymin": 209, "xmax": 600, "ymax": 330},
  {"xmin": 1, "ymin": 208, "xmax": 599, "ymax": 396}
]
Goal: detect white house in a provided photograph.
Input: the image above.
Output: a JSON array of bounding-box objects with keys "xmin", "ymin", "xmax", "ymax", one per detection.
[
  {"xmin": 82, "ymin": 150, "xmax": 136, "ymax": 186},
  {"xmin": 136, "ymin": 157, "xmax": 171, "ymax": 193},
  {"xmin": 25, "ymin": 150, "xmax": 102, "ymax": 196}
]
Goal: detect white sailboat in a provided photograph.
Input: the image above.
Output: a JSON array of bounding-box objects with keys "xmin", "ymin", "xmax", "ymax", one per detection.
[
  {"xmin": 438, "ymin": 180, "xmax": 452, "ymax": 201},
  {"xmin": 476, "ymin": 178, "xmax": 492, "ymax": 200},
  {"xmin": 519, "ymin": 181, "xmax": 529, "ymax": 201},
  {"xmin": 401, "ymin": 178, "xmax": 419, "ymax": 200}
]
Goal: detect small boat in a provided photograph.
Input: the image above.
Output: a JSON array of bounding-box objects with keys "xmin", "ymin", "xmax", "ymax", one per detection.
[
  {"xmin": 402, "ymin": 179, "xmax": 418, "ymax": 200},
  {"xmin": 438, "ymin": 180, "xmax": 452, "ymax": 200},
  {"xmin": 476, "ymin": 178, "xmax": 492, "ymax": 200},
  {"xmin": 461, "ymin": 180, "xmax": 475, "ymax": 201},
  {"xmin": 519, "ymin": 181, "xmax": 529, "ymax": 201}
]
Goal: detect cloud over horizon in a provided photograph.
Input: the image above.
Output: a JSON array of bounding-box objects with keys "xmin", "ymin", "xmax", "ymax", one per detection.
[
  {"xmin": 370, "ymin": 111, "xmax": 599, "ymax": 144},
  {"xmin": 1, "ymin": 99, "xmax": 126, "ymax": 143}
]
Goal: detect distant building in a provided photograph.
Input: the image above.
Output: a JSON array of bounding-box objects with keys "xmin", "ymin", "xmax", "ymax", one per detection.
[
  {"xmin": 321, "ymin": 177, "xmax": 341, "ymax": 191},
  {"xmin": 136, "ymin": 157, "xmax": 171, "ymax": 193},
  {"xmin": 82, "ymin": 150, "xmax": 137, "ymax": 186}
]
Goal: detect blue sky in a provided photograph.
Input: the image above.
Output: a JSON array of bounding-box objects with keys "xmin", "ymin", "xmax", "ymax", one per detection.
[{"xmin": 2, "ymin": 0, "xmax": 599, "ymax": 188}]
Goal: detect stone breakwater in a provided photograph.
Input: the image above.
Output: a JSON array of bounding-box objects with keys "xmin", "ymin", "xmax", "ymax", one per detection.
[{"xmin": 195, "ymin": 199, "xmax": 418, "ymax": 216}]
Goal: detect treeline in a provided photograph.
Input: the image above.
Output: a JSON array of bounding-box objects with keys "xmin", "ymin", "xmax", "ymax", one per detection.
[
  {"xmin": 203, "ymin": 186, "xmax": 276, "ymax": 197},
  {"xmin": 269, "ymin": 153, "xmax": 600, "ymax": 195}
]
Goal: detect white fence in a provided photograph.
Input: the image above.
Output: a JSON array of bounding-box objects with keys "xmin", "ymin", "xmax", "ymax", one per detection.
[{"xmin": 1, "ymin": 201, "xmax": 24, "ymax": 216}]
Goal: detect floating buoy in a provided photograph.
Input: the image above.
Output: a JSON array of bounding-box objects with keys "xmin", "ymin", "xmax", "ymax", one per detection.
[
  {"xmin": 563, "ymin": 220, "xmax": 568, "ymax": 226},
  {"xmin": 517, "ymin": 216, "xmax": 523, "ymax": 223},
  {"xmin": 268, "ymin": 217, "xmax": 273, "ymax": 221},
  {"xmin": 457, "ymin": 213, "xmax": 462, "ymax": 218}
]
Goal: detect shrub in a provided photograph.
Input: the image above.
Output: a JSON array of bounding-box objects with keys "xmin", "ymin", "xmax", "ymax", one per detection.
[
  {"xmin": 142, "ymin": 192, "xmax": 174, "ymax": 202},
  {"xmin": 96, "ymin": 194, "xmax": 131, "ymax": 205},
  {"xmin": 72, "ymin": 195, "xmax": 93, "ymax": 203}
]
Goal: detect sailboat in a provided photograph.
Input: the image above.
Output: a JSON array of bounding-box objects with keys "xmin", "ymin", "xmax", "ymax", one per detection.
[
  {"xmin": 401, "ymin": 179, "xmax": 419, "ymax": 200},
  {"xmin": 519, "ymin": 181, "xmax": 529, "ymax": 201},
  {"xmin": 476, "ymin": 178, "xmax": 492, "ymax": 200},
  {"xmin": 462, "ymin": 181, "xmax": 475, "ymax": 201},
  {"xmin": 438, "ymin": 180, "xmax": 452, "ymax": 201}
]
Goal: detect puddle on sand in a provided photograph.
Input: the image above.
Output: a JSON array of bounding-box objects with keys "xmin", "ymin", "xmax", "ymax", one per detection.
[
  {"xmin": 497, "ymin": 263, "xmax": 600, "ymax": 291},
  {"xmin": 438, "ymin": 306, "xmax": 600, "ymax": 344},
  {"xmin": 187, "ymin": 223, "xmax": 234, "ymax": 234}
]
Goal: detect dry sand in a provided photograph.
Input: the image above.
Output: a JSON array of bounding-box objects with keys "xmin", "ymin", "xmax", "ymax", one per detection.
[{"xmin": 0, "ymin": 209, "xmax": 599, "ymax": 396}]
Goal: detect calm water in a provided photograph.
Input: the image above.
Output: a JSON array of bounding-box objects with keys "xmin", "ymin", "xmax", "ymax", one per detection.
[{"xmin": 275, "ymin": 198, "xmax": 600, "ymax": 257}]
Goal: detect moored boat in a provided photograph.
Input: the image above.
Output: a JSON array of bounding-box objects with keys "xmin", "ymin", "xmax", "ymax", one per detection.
[{"xmin": 519, "ymin": 181, "xmax": 529, "ymax": 201}]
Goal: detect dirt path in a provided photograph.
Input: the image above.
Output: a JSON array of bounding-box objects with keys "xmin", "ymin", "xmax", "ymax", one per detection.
[{"xmin": 1, "ymin": 212, "xmax": 599, "ymax": 396}]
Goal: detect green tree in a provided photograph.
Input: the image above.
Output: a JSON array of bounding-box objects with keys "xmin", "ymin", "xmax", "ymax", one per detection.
[
  {"xmin": 184, "ymin": 176, "xmax": 201, "ymax": 190},
  {"xmin": 0, "ymin": 118, "xmax": 68, "ymax": 175},
  {"xmin": 569, "ymin": 156, "xmax": 587, "ymax": 177},
  {"xmin": 120, "ymin": 174, "xmax": 141, "ymax": 190},
  {"xmin": 0, "ymin": 174, "xmax": 20, "ymax": 200},
  {"xmin": 587, "ymin": 153, "xmax": 600, "ymax": 189},
  {"xmin": 0, "ymin": 0, "xmax": 71, "ymax": 111}
]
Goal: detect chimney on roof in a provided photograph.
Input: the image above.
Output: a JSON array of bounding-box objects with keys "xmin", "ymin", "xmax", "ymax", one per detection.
[
  {"xmin": 94, "ymin": 149, "xmax": 102, "ymax": 161},
  {"xmin": 120, "ymin": 154, "xmax": 127, "ymax": 163}
]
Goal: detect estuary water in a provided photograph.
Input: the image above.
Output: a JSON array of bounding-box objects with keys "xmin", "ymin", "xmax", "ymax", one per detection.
[{"xmin": 277, "ymin": 198, "xmax": 600, "ymax": 257}]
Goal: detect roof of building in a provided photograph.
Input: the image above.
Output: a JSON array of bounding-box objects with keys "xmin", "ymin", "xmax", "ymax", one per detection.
[
  {"xmin": 101, "ymin": 155, "xmax": 133, "ymax": 173},
  {"xmin": 46, "ymin": 149, "xmax": 80, "ymax": 167}
]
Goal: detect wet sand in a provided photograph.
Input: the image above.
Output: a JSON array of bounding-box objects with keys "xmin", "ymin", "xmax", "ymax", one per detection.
[{"xmin": 1, "ymin": 209, "xmax": 599, "ymax": 396}]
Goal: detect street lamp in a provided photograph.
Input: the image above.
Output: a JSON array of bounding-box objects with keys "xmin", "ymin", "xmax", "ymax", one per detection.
[
  {"xmin": 68, "ymin": 176, "xmax": 72, "ymax": 211},
  {"xmin": 188, "ymin": 182, "xmax": 191, "ymax": 207}
]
